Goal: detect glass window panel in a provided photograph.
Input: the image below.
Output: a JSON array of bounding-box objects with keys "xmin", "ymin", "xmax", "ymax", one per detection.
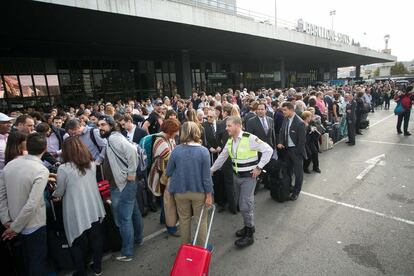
[
  {"xmin": 19, "ymin": 75, "xmax": 35, "ymax": 97},
  {"xmin": 15, "ymin": 59, "xmax": 31, "ymax": 74},
  {"xmin": 0, "ymin": 77, "xmax": 5, "ymax": 98},
  {"xmin": 147, "ymin": 61, "xmax": 154, "ymax": 73},
  {"xmin": 163, "ymin": 73, "xmax": 170, "ymax": 91},
  {"xmin": 92, "ymin": 72, "xmax": 103, "ymax": 93},
  {"xmin": 162, "ymin": 61, "xmax": 168, "ymax": 72},
  {"xmin": 33, "ymin": 75, "xmax": 48, "ymax": 97},
  {"xmin": 169, "ymin": 61, "xmax": 175, "ymax": 73},
  {"xmin": 112, "ymin": 61, "xmax": 120, "ymax": 70},
  {"xmin": 3, "ymin": 75, "xmax": 21, "ymax": 98},
  {"xmin": 31, "ymin": 58, "xmax": 45, "ymax": 74},
  {"xmin": 45, "ymin": 59, "xmax": 57, "ymax": 74},
  {"xmin": 57, "ymin": 60, "xmax": 69, "ymax": 74},
  {"xmin": 139, "ymin": 60, "xmax": 147, "ymax": 73},
  {"xmin": 46, "ymin": 75, "xmax": 60, "ymax": 96},
  {"xmin": 155, "ymin": 61, "xmax": 162, "ymax": 70}
]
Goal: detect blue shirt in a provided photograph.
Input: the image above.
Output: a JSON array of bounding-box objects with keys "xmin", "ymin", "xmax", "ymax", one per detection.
[
  {"xmin": 167, "ymin": 144, "xmax": 213, "ymax": 194},
  {"xmin": 287, "ymin": 116, "xmax": 295, "ymax": 147}
]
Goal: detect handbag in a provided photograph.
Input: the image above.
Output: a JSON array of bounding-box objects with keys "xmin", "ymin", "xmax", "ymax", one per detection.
[
  {"xmin": 394, "ymin": 101, "xmax": 405, "ymax": 115},
  {"xmin": 97, "ymin": 165, "xmax": 111, "ymax": 201}
]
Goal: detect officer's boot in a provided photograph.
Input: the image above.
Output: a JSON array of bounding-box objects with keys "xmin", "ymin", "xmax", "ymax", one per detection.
[
  {"xmin": 235, "ymin": 226, "xmax": 256, "ymax": 237},
  {"xmin": 234, "ymin": 226, "xmax": 254, "ymax": 248}
]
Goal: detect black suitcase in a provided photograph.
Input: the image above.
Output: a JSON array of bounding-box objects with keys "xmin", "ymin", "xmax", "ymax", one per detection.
[
  {"xmin": 360, "ymin": 120, "xmax": 369, "ymax": 129},
  {"xmin": 268, "ymin": 159, "xmax": 291, "ymax": 203},
  {"xmin": 102, "ymin": 202, "xmax": 122, "ymax": 253},
  {"xmin": 47, "ymin": 200, "xmax": 74, "ymax": 271},
  {"xmin": 328, "ymin": 123, "xmax": 340, "ymax": 143}
]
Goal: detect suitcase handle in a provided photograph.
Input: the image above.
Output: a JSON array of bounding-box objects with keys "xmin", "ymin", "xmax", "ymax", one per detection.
[{"xmin": 193, "ymin": 204, "xmax": 215, "ymax": 249}]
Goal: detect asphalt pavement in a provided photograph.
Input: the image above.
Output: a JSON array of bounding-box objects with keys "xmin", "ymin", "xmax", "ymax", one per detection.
[{"xmin": 99, "ymin": 107, "xmax": 414, "ymax": 276}]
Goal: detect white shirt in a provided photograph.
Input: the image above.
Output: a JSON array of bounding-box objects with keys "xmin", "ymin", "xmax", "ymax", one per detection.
[
  {"xmin": 211, "ymin": 131, "xmax": 273, "ymax": 172},
  {"xmin": 126, "ymin": 125, "xmax": 136, "ymax": 144},
  {"xmin": 47, "ymin": 132, "xmax": 60, "ymax": 154},
  {"xmin": 0, "ymin": 134, "xmax": 8, "ymax": 173},
  {"xmin": 287, "ymin": 116, "xmax": 295, "ymax": 147}
]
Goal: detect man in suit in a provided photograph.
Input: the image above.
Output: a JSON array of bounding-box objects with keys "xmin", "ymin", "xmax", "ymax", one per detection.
[
  {"xmin": 121, "ymin": 114, "xmax": 147, "ymax": 145},
  {"xmin": 242, "ymin": 101, "xmax": 258, "ymax": 129},
  {"xmin": 215, "ymin": 103, "xmax": 237, "ymax": 214},
  {"xmin": 277, "ymin": 102, "xmax": 307, "ymax": 201},
  {"xmin": 202, "ymin": 110, "xmax": 226, "ymax": 212},
  {"xmin": 246, "ymin": 103, "xmax": 275, "ymax": 147},
  {"xmin": 345, "ymin": 93, "xmax": 356, "ymax": 146},
  {"xmin": 246, "ymin": 103, "xmax": 275, "ymax": 192}
]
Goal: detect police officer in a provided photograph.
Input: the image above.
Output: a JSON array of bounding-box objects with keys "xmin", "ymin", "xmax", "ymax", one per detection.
[{"xmin": 211, "ymin": 116, "xmax": 272, "ymax": 248}]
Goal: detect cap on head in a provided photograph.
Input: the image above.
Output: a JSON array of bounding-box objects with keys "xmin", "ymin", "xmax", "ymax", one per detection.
[{"xmin": 0, "ymin": 112, "xmax": 13, "ymax": 122}]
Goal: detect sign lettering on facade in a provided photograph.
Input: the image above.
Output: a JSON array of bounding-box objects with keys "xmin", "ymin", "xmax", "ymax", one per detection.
[{"xmin": 296, "ymin": 19, "xmax": 351, "ymax": 45}]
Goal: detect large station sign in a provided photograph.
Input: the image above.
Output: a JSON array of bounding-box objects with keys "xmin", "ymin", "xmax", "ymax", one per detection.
[{"xmin": 296, "ymin": 19, "xmax": 351, "ymax": 45}]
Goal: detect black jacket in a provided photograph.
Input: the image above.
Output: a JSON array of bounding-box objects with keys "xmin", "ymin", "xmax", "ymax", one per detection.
[
  {"xmin": 202, "ymin": 121, "xmax": 219, "ymax": 150},
  {"xmin": 122, "ymin": 126, "xmax": 147, "ymax": 145},
  {"xmin": 50, "ymin": 125, "xmax": 65, "ymax": 149},
  {"xmin": 246, "ymin": 116, "xmax": 275, "ymax": 148},
  {"xmin": 278, "ymin": 114, "xmax": 307, "ymax": 158}
]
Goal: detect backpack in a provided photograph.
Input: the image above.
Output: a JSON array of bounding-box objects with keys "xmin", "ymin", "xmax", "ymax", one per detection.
[
  {"xmin": 135, "ymin": 144, "xmax": 148, "ymax": 173},
  {"xmin": 139, "ymin": 134, "xmax": 160, "ymax": 171},
  {"xmin": 107, "ymin": 139, "xmax": 147, "ymax": 176},
  {"xmin": 89, "ymin": 128, "xmax": 102, "ymax": 152},
  {"xmin": 401, "ymin": 95, "xmax": 411, "ymax": 110}
]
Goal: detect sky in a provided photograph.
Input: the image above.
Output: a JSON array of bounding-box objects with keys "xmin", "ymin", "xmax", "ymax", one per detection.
[{"xmin": 237, "ymin": 0, "xmax": 413, "ymax": 61}]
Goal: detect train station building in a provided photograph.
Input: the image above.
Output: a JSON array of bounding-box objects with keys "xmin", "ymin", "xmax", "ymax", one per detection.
[{"xmin": 0, "ymin": 0, "xmax": 396, "ymax": 109}]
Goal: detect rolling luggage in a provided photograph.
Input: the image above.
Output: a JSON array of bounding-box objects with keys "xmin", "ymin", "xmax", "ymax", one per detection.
[
  {"xmin": 320, "ymin": 133, "xmax": 333, "ymax": 151},
  {"xmin": 360, "ymin": 120, "xmax": 369, "ymax": 129},
  {"xmin": 102, "ymin": 202, "xmax": 122, "ymax": 253},
  {"xmin": 327, "ymin": 123, "xmax": 341, "ymax": 143},
  {"xmin": 170, "ymin": 205, "xmax": 215, "ymax": 276},
  {"xmin": 47, "ymin": 200, "xmax": 74, "ymax": 271},
  {"xmin": 269, "ymin": 159, "xmax": 291, "ymax": 203}
]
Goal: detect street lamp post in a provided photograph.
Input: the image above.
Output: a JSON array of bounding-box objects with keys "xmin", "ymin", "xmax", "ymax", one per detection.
[
  {"xmin": 329, "ymin": 10, "xmax": 336, "ymax": 30},
  {"xmin": 274, "ymin": 0, "xmax": 277, "ymax": 29}
]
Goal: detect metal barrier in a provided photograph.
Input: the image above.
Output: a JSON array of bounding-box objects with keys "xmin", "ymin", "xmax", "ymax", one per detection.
[{"xmin": 167, "ymin": 0, "xmax": 298, "ymax": 30}]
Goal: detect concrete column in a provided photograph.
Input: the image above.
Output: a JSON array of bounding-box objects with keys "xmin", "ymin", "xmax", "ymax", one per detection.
[
  {"xmin": 330, "ymin": 67, "xmax": 338, "ymax": 80},
  {"xmin": 176, "ymin": 50, "xmax": 192, "ymax": 97},
  {"xmin": 355, "ymin": 65, "xmax": 361, "ymax": 79},
  {"xmin": 280, "ymin": 58, "xmax": 286, "ymax": 88}
]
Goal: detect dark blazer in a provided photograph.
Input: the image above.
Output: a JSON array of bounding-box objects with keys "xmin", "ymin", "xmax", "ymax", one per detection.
[
  {"xmin": 122, "ymin": 126, "xmax": 147, "ymax": 144},
  {"xmin": 50, "ymin": 125, "xmax": 65, "ymax": 149},
  {"xmin": 278, "ymin": 114, "xmax": 307, "ymax": 158},
  {"xmin": 242, "ymin": 112, "xmax": 256, "ymax": 129},
  {"xmin": 216, "ymin": 117, "xmax": 230, "ymax": 148},
  {"xmin": 346, "ymin": 100, "xmax": 357, "ymax": 123},
  {"xmin": 202, "ymin": 121, "xmax": 219, "ymax": 149},
  {"xmin": 246, "ymin": 116, "xmax": 275, "ymax": 148}
]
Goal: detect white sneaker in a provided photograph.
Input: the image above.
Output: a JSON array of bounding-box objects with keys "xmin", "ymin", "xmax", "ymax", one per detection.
[{"xmin": 116, "ymin": 255, "xmax": 133, "ymax": 262}]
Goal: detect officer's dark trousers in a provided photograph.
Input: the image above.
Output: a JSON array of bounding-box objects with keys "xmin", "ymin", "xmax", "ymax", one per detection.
[{"xmin": 286, "ymin": 148, "xmax": 304, "ymax": 195}]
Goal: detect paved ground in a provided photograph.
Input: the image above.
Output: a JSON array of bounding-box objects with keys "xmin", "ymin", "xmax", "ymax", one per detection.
[{"xmin": 99, "ymin": 107, "xmax": 414, "ymax": 276}]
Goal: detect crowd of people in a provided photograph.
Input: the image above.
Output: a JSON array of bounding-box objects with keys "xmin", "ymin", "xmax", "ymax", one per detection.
[{"xmin": 0, "ymin": 79, "xmax": 412, "ymax": 275}]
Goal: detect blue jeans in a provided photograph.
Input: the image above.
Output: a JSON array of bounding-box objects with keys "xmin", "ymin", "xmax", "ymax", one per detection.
[
  {"xmin": 110, "ymin": 181, "xmax": 143, "ymax": 257},
  {"xmin": 20, "ymin": 226, "xmax": 47, "ymax": 276}
]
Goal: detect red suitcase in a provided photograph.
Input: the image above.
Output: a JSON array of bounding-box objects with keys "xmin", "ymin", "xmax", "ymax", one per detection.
[{"xmin": 170, "ymin": 205, "xmax": 216, "ymax": 276}]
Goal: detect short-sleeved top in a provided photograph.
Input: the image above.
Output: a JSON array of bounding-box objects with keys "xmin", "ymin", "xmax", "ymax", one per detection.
[{"xmin": 146, "ymin": 112, "xmax": 162, "ymax": 134}]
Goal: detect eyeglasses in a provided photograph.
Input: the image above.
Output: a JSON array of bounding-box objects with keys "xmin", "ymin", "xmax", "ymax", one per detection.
[{"xmin": 207, "ymin": 116, "xmax": 214, "ymax": 118}]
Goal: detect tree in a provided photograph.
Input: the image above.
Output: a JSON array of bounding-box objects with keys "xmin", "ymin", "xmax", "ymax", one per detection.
[
  {"xmin": 390, "ymin": 62, "xmax": 408, "ymax": 76},
  {"xmin": 373, "ymin": 68, "xmax": 380, "ymax": 77}
]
